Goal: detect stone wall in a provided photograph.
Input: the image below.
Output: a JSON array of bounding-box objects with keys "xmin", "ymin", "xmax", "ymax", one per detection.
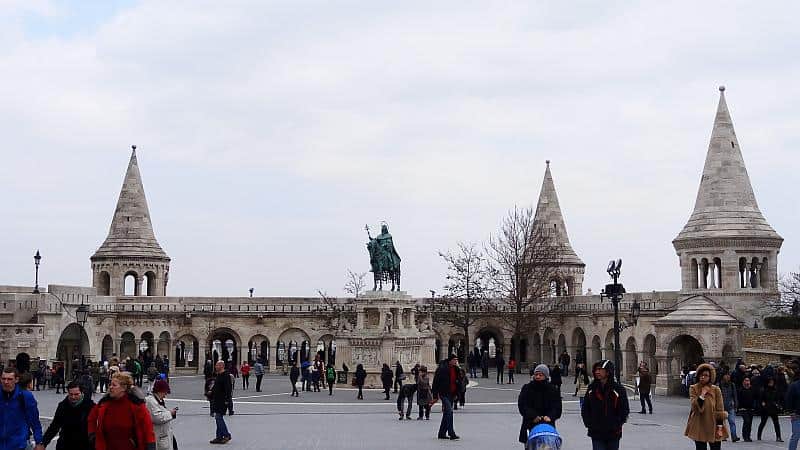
[{"xmin": 742, "ymin": 328, "xmax": 800, "ymax": 366}]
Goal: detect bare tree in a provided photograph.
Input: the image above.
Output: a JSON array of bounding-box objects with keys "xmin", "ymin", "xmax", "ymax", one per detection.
[
  {"xmin": 435, "ymin": 242, "xmax": 494, "ymax": 370},
  {"xmin": 317, "ymin": 290, "xmax": 355, "ymax": 332},
  {"xmin": 486, "ymin": 205, "xmax": 565, "ymax": 367},
  {"xmin": 343, "ymin": 269, "xmax": 367, "ymax": 299},
  {"xmin": 778, "ymin": 269, "xmax": 800, "ymax": 317}
]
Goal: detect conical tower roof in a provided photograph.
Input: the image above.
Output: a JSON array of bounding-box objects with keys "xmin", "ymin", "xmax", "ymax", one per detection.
[
  {"xmin": 674, "ymin": 87, "xmax": 782, "ymax": 243},
  {"xmin": 92, "ymin": 147, "xmax": 170, "ymax": 260},
  {"xmin": 533, "ymin": 161, "xmax": 584, "ymax": 265}
]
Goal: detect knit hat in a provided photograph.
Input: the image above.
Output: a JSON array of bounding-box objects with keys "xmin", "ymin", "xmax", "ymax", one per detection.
[
  {"xmin": 533, "ymin": 364, "xmax": 550, "ymax": 379},
  {"xmin": 152, "ymin": 379, "xmax": 170, "ymax": 394}
]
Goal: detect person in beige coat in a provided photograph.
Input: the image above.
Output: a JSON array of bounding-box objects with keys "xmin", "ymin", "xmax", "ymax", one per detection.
[
  {"xmin": 145, "ymin": 379, "xmax": 177, "ymax": 450},
  {"xmin": 685, "ymin": 363, "xmax": 728, "ymax": 450}
]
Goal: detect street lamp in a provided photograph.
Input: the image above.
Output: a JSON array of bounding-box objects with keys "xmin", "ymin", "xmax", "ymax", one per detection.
[
  {"xmin": 76, "ymin": 303, "xmax": 90, "ymax": 328},
  {"xmin": 33, "ymin": 250, "xmax": 41, "ymax": 294},
  {"xmin": 249, "ymin": 288, "xmax": 254, "ymax": 298},
  {"xmin": 600, "ymin": 258, "xmax": 626, "ymax": 382}
]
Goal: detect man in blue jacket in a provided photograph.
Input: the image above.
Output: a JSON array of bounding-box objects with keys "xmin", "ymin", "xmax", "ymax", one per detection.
[{"xmin": 1, "ymin": 367, "xmax": 44, "ymax": 450}]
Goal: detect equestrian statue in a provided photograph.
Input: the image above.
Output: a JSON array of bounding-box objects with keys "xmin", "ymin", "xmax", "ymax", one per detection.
[{"xmin": 365, "ymin": 223, "xmax": 402, "ymax": 291}]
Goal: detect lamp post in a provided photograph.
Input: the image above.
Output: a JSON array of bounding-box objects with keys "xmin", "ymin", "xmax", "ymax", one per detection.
[
  {"xmin": 249, "ymin": 288, "xmax": 254, "ymax": 298},
  {"xmin": 600, "ymin": 259, "xmax": 626, "ymax": 382},
  {"xmin": 75, "ymin": 302, "xmax": 90, "ymax": 373},
  {"xmin": 33, "ymin": 250, "xmax": 41, "ymax": 294}
]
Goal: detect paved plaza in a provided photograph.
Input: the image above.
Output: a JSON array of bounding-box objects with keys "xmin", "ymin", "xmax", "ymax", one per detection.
[{"xmin": 32, "ymin": 372, "xmax": 792, "ymax": 449}]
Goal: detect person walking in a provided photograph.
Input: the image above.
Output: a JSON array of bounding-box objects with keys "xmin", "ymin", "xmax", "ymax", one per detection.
[
  {"xmin": 432, "ymin": 355, "xmax": 460, "ymax": 440},
  {"xmin": 98, "ymin": 361, "xmax": 109, "ymax": 394},
  {"xmin": 637, "ymin": 365, "xmax": 653, "ymax": 414},
  {"xmin": 1, "ymin": 367, "xmax": 44, "ymax": 450},
  {"xmin": 41, "ymin": 380, "xmax": 95, "ymax": 450},
  {"xmin": 397, "ymin": 382, "xmax": 417, "ymax": 420},
  {"xmin": 54, "ymin": 364, "xmax": 65, "ymax": 394},
  {"xmin": 517, "ymin": 364, "xmax": 562, "ymax": 448},
  {"xmin": 455, "ymin": 365, "xmax": 467, "ymax": 410},
  {"xmin": 785, "ymin": 359, "xmax": 800, "ymax": 450},
  {"xmin": 381, "ymin": 363, "xmax": 393, "ymax": 400},
  {"xmin": 550, "ymin": 364, "xmax": 562, "ymax": 396},
  {"xmin": 325, "ymin": 364, "xmax": 336, "ymax": 396},
  {"xmin": 88, "ymin": 371, "xmax": 156, "ymax": 450},
  {"xmin": 289, "ymin": 362, "xmax": 300, "ymax": 397},
  {"xmin": 684, "ymin": 363, "xmax": 728, "ymax": 450},
  {"xmin": 507, "ymin": 358, "xmax": 516, "ymax": 384},
  {"xmin": 207, "ymin": 361, "xmax": 233, "ymax": 444},
  {"xmin": 582, "ymin": 360, "xmax": 630, "ymax": 450},
  {"xmin": 144, "ymin": 380, "xmax": 177, "ymax": 450},
  {"xmin": 574, "ymin": 364, "xmax": 590, "ymax": 409},
  {"xmin": 757, "ymin": 377, "xmax": 783, "ymax": 442},
  {"xmin": 718, "ymin": 372, "xmax": 739, "ymax": 442},
  {"xmin": 481, "ymin": 351, "xmax": 489, "ymax": 378},
  {"xmin": 737, "ymin": 376, "xmax": 757, "ymax": 442},
  {"xmin": 253, "ymin": 359, "xmax": 264, "ymax": 392},
  {"xmin": 416, "ymin": 365, "xmax": 433, "ymax": 420},
  {"xmin": 240, "ymin": 361, "xmax": 250, "ymax": 390},
  {"xmin": 559, "ymin": 351, "xmax": 571, "ymax": 377},
  {"xmin": 496, "ymin": 353, "xmax": 505, "ymax": 384},
  {"xmin": 394, "ymin": 361, "xmax": 405, "ymax": 393},
  {"xmin": 355, "ymin": 364, "xmax": 367, "ymax": 400}
]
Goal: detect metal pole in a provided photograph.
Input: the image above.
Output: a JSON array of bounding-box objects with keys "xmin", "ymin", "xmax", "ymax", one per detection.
[{"xmin": 613, "ymin": 294, "xmax": 622, "ymax": 383}]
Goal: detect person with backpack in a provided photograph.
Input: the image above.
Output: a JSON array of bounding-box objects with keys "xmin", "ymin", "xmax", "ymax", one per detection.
[
  {"xmin": 1, "ymin": 367, "xmax": 44, "ymax": 450},
  {"xmin": 325, "ymin": 364, "xmax": 336, "ymax": 395},
  {"xmin": 582, "ymin": 360, "xmax": 630, "ymax": 450}
]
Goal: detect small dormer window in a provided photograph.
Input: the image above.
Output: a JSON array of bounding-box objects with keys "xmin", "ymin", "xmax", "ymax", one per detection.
[{"xmin": 731, "ymin": 141, "xmax": 735, "ymax": 148}]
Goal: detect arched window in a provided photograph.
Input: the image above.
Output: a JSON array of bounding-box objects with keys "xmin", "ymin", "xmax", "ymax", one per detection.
[
  {"xmin": 690, "ymin": 259, "xmax": 699, "ymax": 289},
  {"xmin": 124, "ymin": 272, "xmax": 138, "ymax": 296},
  {"xmin": 760, "ymin": 257, "xmax": 768, "ymax": 288}
]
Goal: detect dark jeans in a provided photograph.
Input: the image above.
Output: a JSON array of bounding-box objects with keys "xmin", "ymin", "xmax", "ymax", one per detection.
[
  {"xmin": 357, "ymin": 385, "xmax": 363, "ymax": 399},
  {"xmin": 758, "ymin": 413, "xmax": 782, "ymax": 440},
  {"xmin": 98, "ymin": 377, "xmax": 108, "ymax": 393},
  {"xmin": 397, "ymin": 395, "xmax": 413, "ymax": 417},
  {"xmin": 497, "ymin": 369, "xmax": 504, "ymax": 384},
  {"xmin": 694, "ymin": 442, "xmax": 721, "ymax": 450},
  {"xmin": 508, "ymin": 370, "xmax": 514, "ymax": 383},
  {"xmin": 291, "ymin": 380, "xmax": 299, "ymax": 396},
  {"xmin": 255, "ymin": 375, "xmax": 263, "ymax": 392},
  {"xmin": 741, "ymin": 409, "xmax": 753, "ymax": 440},
  {"xmin": 591, "ymin": 437, "xmax": 620, "ymax": 450},
  {"xmin": 640, "ymin": 393, "xmax": 653, "ymax": 413},
  {"xmin": 328, "ymin": 381, "xmax": 334, "ymax": 395},
  {"xmin": 214, "ymin": 413, "xmax": 230, "ymax": 439},
  {"xmin": 242, "ymin": 374, "xmax": 249, "ymax": 390},
  {"xmin": 394, "ymin": 377, "xmax": 403, "ymax": 393},
  {"xmin": 438, "ymin": 395, "xmax": 456, "ymax": 438}
]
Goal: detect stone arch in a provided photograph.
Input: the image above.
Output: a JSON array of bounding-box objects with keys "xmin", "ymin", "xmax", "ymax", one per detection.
[
  {"xmin": 722, "ymin": 342, "xmax": 736, "ymax": 367},
  {"xmin": 101, "ymin": 335, "xmax": 114, "ymax": 362},
  {"xmin": 120, "ymin": 332, "xmax": 136, "ymax": 359},
  {"xmin": 643, "ymin": 334, "xmax": 657, "ymax": 376},
  {"xmin": 278, "ymin": 327, "xmax": 311, "ymax": 366},
  {"xmin": 531, "ymin": 333, "xmax": 542, "ymax": 363},
  {"xmin": 209, "ymin": 327, "xmax": 242, "ymax": 366},
  {"xmin": 590, "ymin": 335, "xmax": 602, "ymax": 364},
  {"xmin": 760, "ymin": 257, "xmax": 769, "ymax": 288},
  {"xmin": 144, "ymin": 271, "xmax": 157, "ymax": 296},
  {"xmin": 476, "ymin": 326, "xmax": 504, "ymax": 360},
  {"xmin": 56, "ymin": 323, "xmax": 90, "ymax": 377},
  {"xmin": 667, "ymin": 334, "xmax": 705, "ymax": 395},
  {"xmin": 448, "ymin": 333, "xmax": 467, "ymax": 363},
  {"xmin": 542, "ymin": 328, "xmax": 555, "ymax": 364},
  {"xmin": 156, "ymin": 331, "xmax": 171, "ymax": 358},
  {"xmin": 624, "ymin": 336, "xmax": 638, "ymax": 380},
  {"xmin": 557, "ymin": 333, "xmax": 567, "ymax": 358},
  {"xmin": 124, "ymin": 271, "xmax": 139, "ymax": 296},
  {"xmin": 571, "ymin": 327, "xmax": 587, "ymax": 364},
  {"xmin": 175, "ymin": 334, "xmax": 199, "ymax": 368},
  {"xmin": 139, "ymin": 331, "xmax": 155, "ymax": 358},
  {"xmin": 248, "ymin": 334, "xmax": 269, "ymax": 365},
  {"xmin": 97, "ymin": 271, "xmax": 111, "ymax": 296},
  {"xmin": 604, "ymin": 329, "xmax": 615, "ymax": 359},
  {"xmin": 316, "ymin": 333, "xmax": 336, "ymax": 365}
]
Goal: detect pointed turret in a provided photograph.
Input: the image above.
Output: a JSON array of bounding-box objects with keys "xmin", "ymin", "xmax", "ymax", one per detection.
[
  {"xmin": 533, "ymin": 160, "xmax": 584, "ymax": 265},
  {"xmin": 91, "ymin": 146, "xmax": 170, "ymax": 296},
  {"xmin": 530, "ymin": 161, "xmax": 584, "ymax": 296},
  {"xmin": 674, "ymin": 86, "xmax": 781, "ymax": 242},
  {"xmin": 673, "ymin": 87, "xmax": 782, "ymax": 301}
]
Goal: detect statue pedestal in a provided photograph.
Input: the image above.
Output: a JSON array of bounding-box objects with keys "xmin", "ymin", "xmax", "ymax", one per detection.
[{"xmin": 336, "ymin": 291, "xmax": 435, "ymax": 388}]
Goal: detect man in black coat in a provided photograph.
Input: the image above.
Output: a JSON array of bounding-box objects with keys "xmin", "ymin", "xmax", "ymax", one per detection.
[
  {"xmin": 582, "ymin": 360, "xmax": 630, "ymax": 450},
  {"xmin": 208, "ymin": 361, "xmax": 233, "ymax": 444},
  {"xmin": 517, "ymin": 364, "xmax": 562, "ymax": 445},
  {"xmin": 432, "ymin": 355, "xmax": 460, "ymax": 440},
  {"xmin": 41, "ymin": 381, "xmax": 95, "ymax": 450},
  {"xmin": 738, "ymin": 376, "xmax": 757, "ymax": 442}
]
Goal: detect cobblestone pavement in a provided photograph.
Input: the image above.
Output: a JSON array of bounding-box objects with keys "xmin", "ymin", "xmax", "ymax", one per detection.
[{"xmin": 30, "ymin": 372, "xmax": 793, "ymax": 449}]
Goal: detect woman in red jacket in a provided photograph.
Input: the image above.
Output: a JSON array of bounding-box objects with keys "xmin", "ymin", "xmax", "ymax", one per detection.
[{"xmin": 89, "ymin": 371, "xmax": 156, "ymax": 450}]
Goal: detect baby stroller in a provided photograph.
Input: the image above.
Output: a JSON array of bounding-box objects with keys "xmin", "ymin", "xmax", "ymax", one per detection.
[{"xmin": 526, "ymin": 423, "xmax": 562, "ymax": 450}]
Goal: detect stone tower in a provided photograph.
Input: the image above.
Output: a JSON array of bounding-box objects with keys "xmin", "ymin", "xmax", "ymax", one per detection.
[
  {"xmin": 91, "ymin": 146, "xmax": 170, "ymax": 296},
  {"xmin": 673, "ymin": 87, "xmax": 782, "ymax": 316},
  {"xmin": 531, "ymin": 160, "xmax": 585, "ymax": 296}
]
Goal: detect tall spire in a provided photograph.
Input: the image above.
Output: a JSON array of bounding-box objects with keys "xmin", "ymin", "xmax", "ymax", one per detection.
[
  {"xmin": 533, "ymin": 160, "xmax": 583, "ymax": 265},
  {"xmin": 674, "ymin": 87, "xmax": 781, "ymax": 242},
  {"xmin": 92, "ymin": 146, "xmax": 169, "ymax": 260}
]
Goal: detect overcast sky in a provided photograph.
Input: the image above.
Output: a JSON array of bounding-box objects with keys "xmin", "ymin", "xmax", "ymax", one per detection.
[{"xmin": 1, "ymin": 1, "xmax": 798, "ymax": 298}]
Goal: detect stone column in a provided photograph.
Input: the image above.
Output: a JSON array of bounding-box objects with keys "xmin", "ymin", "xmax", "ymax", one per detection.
[
  {"xmin": 356, "ymin": 309, "xmax": 365, "ymax": 330},
  {"xmin": 654, "ymin": 355, "xmax": 670, "ymax": 396},
  {"xmin": 409, "ymin": 309, "xmax": 416, "ymax": 330},
  {"xmin": 377, "ymin": 308, "xmax": 386, "ymax": 331}
]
